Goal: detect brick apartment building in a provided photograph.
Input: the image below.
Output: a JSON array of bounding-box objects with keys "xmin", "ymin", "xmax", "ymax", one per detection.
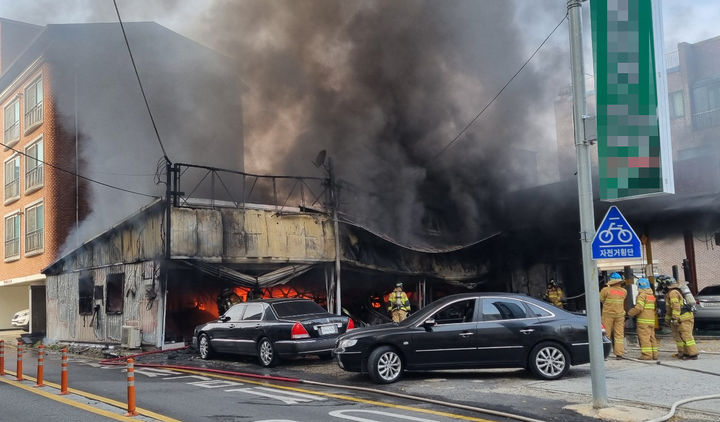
[{"xmin": 0, "ymin": 18, "xmax": 243, "ymax": 332}]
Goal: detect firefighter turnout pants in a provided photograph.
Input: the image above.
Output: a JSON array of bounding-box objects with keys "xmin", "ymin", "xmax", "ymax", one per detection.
[
  {"xmin": 671, "ymin": 318, "xmax": 698, "ymax": 357},
  {"xmin": 602, "ymin": 314, "xmax": 625, "ymax": 357},
  {"xmin": 391, "ymin": 309, "xmax": 407, "ymax": 323},
  {"xmin": 636, "ymin": 322, "xmax": 658, "ymax": 360}
]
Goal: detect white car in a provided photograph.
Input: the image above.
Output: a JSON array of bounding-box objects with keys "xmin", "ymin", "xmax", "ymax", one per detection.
[{"xmin": 11, "ymin": 309, "xmax": 29, "ymax": 331}]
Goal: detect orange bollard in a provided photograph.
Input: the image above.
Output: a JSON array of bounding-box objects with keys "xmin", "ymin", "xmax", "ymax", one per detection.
[
  {"xmin": 0, "ymin": 340, "xmax": 4, "ymax": 376},
  {"xmin": 125, "ymin": 358, "xmax": 139, "ymax": 416},
  {"xmin": 16, "ymin": 341, "xmax": 23, "ymax": 381},
  {"xmin": 60, "ymin": 348, "xmax": 69, "ymax": 395},
  {"xmin": 35, "ymin": 344, "xmax": 45, "ymax": 387}
]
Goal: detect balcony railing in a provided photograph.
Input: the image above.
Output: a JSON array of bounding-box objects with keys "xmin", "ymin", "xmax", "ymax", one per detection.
[
  {"xmin": 25, "ymin": 166, "xmax": 43, "ymax": 190},
  {"xmin": 4, "ymin": 238, "xmax": 19, "ymax": 258},
  {"xmin": 4, "ymin": 179, "xmax": 19, "ymax": 200},
  {"xmin": 24, "ymin": 102, "xmax": 43, "ymax": 129},
  {"xmin": 25, "ymin": 228, "xmax": 43, "ymax": 253},
  {"xmin": 3, "ymin": 122, "xmax": 19, "ymax": 143},
  {"xmin": 692, "ymin": 108, "xmax": 720, "ymax": 130},
  {"xmin": 665, "ymin": 50, "xmax": 679, "ymax": 70}
]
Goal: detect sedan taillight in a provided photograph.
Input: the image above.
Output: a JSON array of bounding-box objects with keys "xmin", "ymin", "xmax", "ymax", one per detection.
[
  {"xmin": 291, "ymin": 322, "xmax": 310, "ymax": 339},
  {"xmin": 347, "ymin": 319, "xmax": 355, "ymax": 330}
]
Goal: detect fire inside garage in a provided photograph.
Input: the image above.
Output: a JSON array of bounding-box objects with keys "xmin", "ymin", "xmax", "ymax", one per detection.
[{"xmin": 42, "ymin": 168, "xmax": 499, "ymax": 348}]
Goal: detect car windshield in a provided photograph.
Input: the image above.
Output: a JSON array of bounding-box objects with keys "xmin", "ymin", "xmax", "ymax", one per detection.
[
  {"xmin": 698, "ymin": 285, "xmax": 720, "ymax": 296},
  {"xmin": 272, "ymin": 300, "xmax": 326, "ymax": 317}
]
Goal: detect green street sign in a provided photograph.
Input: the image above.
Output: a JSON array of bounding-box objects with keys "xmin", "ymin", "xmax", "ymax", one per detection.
[{"xmin": 590, "ymin": 0, "xmax": 674, "ymax": 200}]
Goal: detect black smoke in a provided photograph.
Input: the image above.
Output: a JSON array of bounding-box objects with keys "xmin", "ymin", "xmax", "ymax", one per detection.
[{"xmin": 195, "ymin": 0, "xmax": 568, "ymax": 246}]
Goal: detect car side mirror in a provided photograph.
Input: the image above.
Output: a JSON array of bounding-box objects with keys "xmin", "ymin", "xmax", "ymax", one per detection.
[
  {"xmin": 220, "ymin": 315, "xmax": 230, "ymax": 322},
  {"xmin": 423, "ymin": 318, "xmax": 436, "ymax": 331}
]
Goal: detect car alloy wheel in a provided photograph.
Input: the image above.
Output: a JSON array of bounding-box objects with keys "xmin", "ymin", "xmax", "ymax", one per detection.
[
  {"xmin": 258, "ymin": 338, "xmax": 277, "ymax": 367},
  {"xmin": 368, "ymin": 346, "xmax": 403, "ymax": 384},
  {"xmin": 529, "ymin": 342, "xmax": 569, "ymax": 380},
  {"xmin": 199, "ymin": 334, "xmax": 213, "ymax": 359}
]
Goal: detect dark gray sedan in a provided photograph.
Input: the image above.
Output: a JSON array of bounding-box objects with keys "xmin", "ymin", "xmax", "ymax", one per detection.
[
  {"xmin": 193, "ymin": 298, "xmax": 353, "ymax": 367},
  {"xmin": 695, "ymin": 284, "xmax": 720, "ymax": 329},
  {"xmin": 334, "ymin": 292, "xmax": 610, "ymax": 383}
]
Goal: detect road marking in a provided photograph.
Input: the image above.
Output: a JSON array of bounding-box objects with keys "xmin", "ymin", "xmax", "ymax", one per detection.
[
  {"xmin": 0, "ymin": 374, "xmax": 133, "ymax": 422},
  {"xmin": 330, "ymin": 409, "xmax": 439, "ymax": 421},
  {"xmin": 169, "ymin": 368, "xmax": 495, "ymax": 422},
  {"xmin": 3, "ymin": 369, "xmax": 179, "ymax": 422},
  {"xmin": 226, "ymin": 386, "xmax": 326, "ymax": 404}
]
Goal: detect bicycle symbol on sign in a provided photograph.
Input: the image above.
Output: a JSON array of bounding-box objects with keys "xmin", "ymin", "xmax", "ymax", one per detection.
[{"xmin": 598, "ymin": 219, "xmax": 633, "ymax": 244}]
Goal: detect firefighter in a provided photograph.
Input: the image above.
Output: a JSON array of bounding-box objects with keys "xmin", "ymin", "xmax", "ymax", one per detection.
[
  {"xmin": 387, "ymin": 282, "xmax": 411, "ymax": 322},
  {"xmin": 659, "ymin": 275, "xmax": 698, "ymax": 360},
  {"xmin": 217, "ymin": 287, "xmax": 242, "ymax": 316},
  {"xmin": 543, "ymin": 279, "xmax": 564, "ymax": 308},
  {"xmin": 627, "ymin": 278, "xmax": 658, "ymax": 360},
  {"xmin": 600, "ymin": 272, "xmax": 627, "ymax": 359}
]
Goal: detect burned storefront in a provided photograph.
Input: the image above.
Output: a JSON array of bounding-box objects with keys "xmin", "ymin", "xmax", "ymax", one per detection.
[{"xmin": 42, "ymin": 191, "xmax": 497, "ymax": 348}]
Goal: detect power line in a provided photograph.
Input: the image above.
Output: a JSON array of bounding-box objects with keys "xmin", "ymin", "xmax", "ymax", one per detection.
[
  {"xmin": 113, "ymin": 0, "xmax": 171, "ymax": 164},
  {"xmin": 2, "ymin": 141, "xmax": 159, "ymax": 198},
  {"xmin": 434, "ymin": 13, "xmax": 569, "ymax": 159}
]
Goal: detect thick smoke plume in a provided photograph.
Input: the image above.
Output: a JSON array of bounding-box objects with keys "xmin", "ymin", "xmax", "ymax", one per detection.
[
  {"xmin": 3, "ymin": 0, "xmax": 570, "ymax": 250},
  {"xmin": 195, "ymin": 0, "xmax": 567, "ymax": 246}
]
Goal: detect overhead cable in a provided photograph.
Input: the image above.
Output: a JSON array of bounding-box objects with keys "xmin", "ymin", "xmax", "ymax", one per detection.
[
  {"xmin": 1, "ymin": 141, "xmax": 159, "ymax": 198},
  {"xmin": 113, "ymin": 0, "xmax": 171, "ymax": 164},
  {"xmin": 434, "ymin": 13, "xmax": 569, "ymax": 159}
]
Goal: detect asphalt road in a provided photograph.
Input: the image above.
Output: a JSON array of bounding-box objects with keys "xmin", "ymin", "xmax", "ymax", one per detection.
[
  {"xmin": 1, "ymin": 347, "xmax": 519, "ymax": 422},
  {"xmin": 0, "ymin": 380, "xmax": 123, "ymax": 422}
]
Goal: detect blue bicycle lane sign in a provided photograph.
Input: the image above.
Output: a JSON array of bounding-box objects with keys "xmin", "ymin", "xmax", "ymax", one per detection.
[{"xmin": 591, "ymin": 206, "xmax": 642, "ymax": 260}]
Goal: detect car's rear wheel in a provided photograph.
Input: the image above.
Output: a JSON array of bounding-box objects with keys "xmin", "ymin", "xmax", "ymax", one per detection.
[
  {"xmin": 529, "ymin": 342, "xmax": 569, "ymax": 380},
  {"xmin": 367, "ymin": 346, "xmax": 403, "ymax": 384},
  {"xmin": 198, "ymin": 334, "xmax": 213, "ymax": 360},
  {"xmin": 258, "ymin": 337, "xmax": 278, "ymax": 367}
]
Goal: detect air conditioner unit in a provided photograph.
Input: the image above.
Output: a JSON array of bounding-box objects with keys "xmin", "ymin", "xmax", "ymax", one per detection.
[{"xmin": 121, "ymin": 326, "xmax": 142, "ymax": 349}]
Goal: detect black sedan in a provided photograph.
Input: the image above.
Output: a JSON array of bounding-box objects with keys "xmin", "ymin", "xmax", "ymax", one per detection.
[
  {"xmin": 334, "ymin": 292, "xmax": 610, "ymax": 383},
  {"xmin": 193, "ymin": 298, "xmax": 353, "ymax": 367}
]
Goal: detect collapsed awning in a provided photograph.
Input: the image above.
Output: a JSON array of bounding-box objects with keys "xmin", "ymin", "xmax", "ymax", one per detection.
[{"xmin": 183, "ymin": 261, "xmax": 315, "ymax": 289}]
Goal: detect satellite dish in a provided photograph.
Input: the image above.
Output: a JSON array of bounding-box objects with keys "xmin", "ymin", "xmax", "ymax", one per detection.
[{"xmin": 313, "ymin": 150, "xmax": 327, "ymax": 168}]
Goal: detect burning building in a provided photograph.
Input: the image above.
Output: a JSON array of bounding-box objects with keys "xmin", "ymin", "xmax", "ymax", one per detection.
[{"xmin": 42, "ymin": 167, "xmax": 498, "ymax": 347}]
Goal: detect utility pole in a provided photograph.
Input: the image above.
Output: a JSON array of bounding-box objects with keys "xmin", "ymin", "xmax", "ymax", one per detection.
[
  {"xmin": 568, "ymin": 0, "xmax": 608, "ymax": 408},
  {"xmin": 328, "ymin": 157, "xmax": 342, "ymax": 315}
]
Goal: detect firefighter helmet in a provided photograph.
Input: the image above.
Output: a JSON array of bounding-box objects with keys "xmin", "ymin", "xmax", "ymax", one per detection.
[
  {"xmin": 656, "ymin": 275, "xmax": 673, "ymax": 289},
  {"xmin": 548, "ymin": 278, "xmax": 558, "ymax": 287},
  {"xmin": 608, "ymin": 272, "xmax": 623, "ymax": 285},
  {"xmin": 637, "ymin": 278, "xmax": 651, "ymax": 289}
]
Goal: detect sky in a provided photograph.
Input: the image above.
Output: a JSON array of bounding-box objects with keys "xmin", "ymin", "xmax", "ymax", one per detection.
[{"xmin": 1, "ymin": 0, "xmax": 719, "ymax": 246}]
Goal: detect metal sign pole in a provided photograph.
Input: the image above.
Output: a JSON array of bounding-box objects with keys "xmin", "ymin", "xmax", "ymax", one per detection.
[{"xmin": 568, "ymin": 0, "xmax": 608, "ymax": 408}]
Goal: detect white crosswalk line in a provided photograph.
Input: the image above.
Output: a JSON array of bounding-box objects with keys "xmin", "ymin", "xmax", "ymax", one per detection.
[{"xmin": 225, "ymin": 387, "xmax": 325, "ymax": 405}]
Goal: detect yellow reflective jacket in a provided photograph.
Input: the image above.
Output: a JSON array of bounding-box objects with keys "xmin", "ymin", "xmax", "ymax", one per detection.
[
  {"xmin": 666, "ymin": 289, "xmax": 693, "ymax": 322},
  {"xmin": 546, "ymin": 287, "xmax": 564, "ymax": 308},
  {"xmin": 627, "ymin": 288, "xmax": 655, "ymax": 325},
  {"xmin": 600, "ymin": 285, "xmax": 626, "ymax": 317},
  {"xmin": 387, "ymin": 290, "xmax": 410, "ymax": 312}
]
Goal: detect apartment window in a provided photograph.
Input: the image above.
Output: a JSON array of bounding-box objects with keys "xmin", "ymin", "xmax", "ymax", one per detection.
[
  {"xmin": 106, "ymin": 274, "xmax": 125, "ymax": 314},
  {"xmin": 669, "ymin": 91, "xmax": 684, "ymax": 119},
  {"xmin": 692, "ymin": 80, "xmax": 720, "ymax": 129},
  {"xmin": 25, "ymin": 139, "xmax": 43, "ymax": 191},
  {"xmin": 24, "ymin": 76, "xmax": 43, "ymax": 130},
  {"xmin": 4, "ymin": 155, "xmax": 20, "ymax": 202},
  {"xmin": 25, "ymin": 202, "xmax": 43, "ymax": 254},
  {"xmin": 3, "ymin": 99, "xmax": 20, "ymax": 144},
  {"xmin": 79, "ymin": 274, "xmax": 94, "ymax": 315},
  {"xmin": 4, "ymin": 213, "xmax": 20, "ymax": 259}
]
